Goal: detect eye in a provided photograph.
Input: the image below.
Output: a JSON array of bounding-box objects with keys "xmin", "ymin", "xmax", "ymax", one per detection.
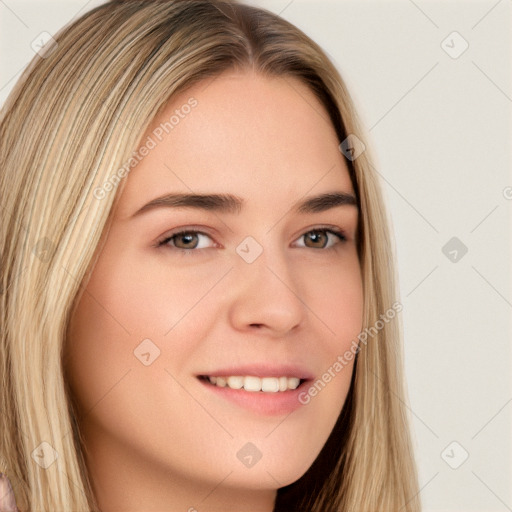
[
  {"xmin": 294, "ymin": 228, "xmax": 347, "ymax": 249},
  {"xmin": 157, "ymin": 230, "xmax": 215, "ymax": 251},
  {"xmin": 156, "ymin": 226, "xmax": 348, "ymax": 254}
]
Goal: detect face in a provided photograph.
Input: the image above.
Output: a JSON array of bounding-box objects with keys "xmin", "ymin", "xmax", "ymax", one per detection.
[{"xmin": 65, "ymin": 70, "xmax": 363, "ymax": 511}]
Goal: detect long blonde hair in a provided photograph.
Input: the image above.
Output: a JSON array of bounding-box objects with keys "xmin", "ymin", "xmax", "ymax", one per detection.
[{"xmin": 0, "ymin": 1, "xmax": 420, "ymax": 510}]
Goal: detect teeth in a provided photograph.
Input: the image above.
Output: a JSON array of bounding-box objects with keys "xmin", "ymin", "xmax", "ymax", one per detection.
[
  {"xmin": 244, "ymin": 376, "xmax": 262, "ymax": 392},
  {"xmin": 227, "ymin": 376, "xmax": 244, "ymax": 389},
  {"xmin": 261, "ymin": 377, "xmax": 279, "ymax": 392},
  {"xmin": 288, "ymin": 377, "xmax": 300, "ymax": 390},
  {"xmin": 207, "ymin": 375, "xmax": 302, "ymax": 392}
]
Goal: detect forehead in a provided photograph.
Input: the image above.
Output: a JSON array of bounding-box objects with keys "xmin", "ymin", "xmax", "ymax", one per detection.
[{"xmin": 114, "ymin": 70, "xmax": 354, "ymax": 218}]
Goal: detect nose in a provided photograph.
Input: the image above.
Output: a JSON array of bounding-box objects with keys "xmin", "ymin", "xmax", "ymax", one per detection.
[{"xmin": 227, "ymin": 244, "xmax": 305, "ymax": 336}]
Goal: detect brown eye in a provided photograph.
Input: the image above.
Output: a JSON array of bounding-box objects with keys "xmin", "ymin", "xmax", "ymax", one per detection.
[
  {"xmin": 158, "ymin": 230, "xmax": 215, "ymax": 251},
  {"xmin": 304, "ymin": 230, "xmax": 328, "ymax": 248},
  {"xmin": 173, "ymin": 232, "xmax": 200, "ymax": 249},
  {"xmin": 298, "ymin": 229, "xmax": 346, "ymax": 249}
]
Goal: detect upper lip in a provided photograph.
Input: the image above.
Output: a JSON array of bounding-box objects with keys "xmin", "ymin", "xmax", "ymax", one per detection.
[{"xmin": 197, "ymin": 363, "xmax": 315, "ymax": 380}]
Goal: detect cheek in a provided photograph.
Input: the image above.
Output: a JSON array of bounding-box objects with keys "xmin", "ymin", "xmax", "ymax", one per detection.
[
  {"xmin": 73, "ymin": 249, "xmax": 205, "ymax": 341},
  {"xmin": 93, "ymin": 250, "xmax": 229, "ymax": 339},
  {"xmin": 300, "ymin": 253, "xmax": 363, "ymax": 348},
  {"xmin": 287, "ymin": 254, "xmax": 362, "ymax": 427},
  {"xmin": 64, "ymin": 250, "xmax": 219, "ymax": 413},
  {"xmin": 64, "ymin": 251, "xmax": 150, "ymax": 415},
  {"xmin": 299, "ymin": 255, "xmax": 361, "ymax": 407},
  {"xmin": 64, "ymin": 282, "xmax": 133, "ymax": 416}
]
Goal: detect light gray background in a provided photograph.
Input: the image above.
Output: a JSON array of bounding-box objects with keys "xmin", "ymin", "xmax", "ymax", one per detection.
[{"xmin": 1, "ymin": 1, "xmax": 511, "ymax": 511}]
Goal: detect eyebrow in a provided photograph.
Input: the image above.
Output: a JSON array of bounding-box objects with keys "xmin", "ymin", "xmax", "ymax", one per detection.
[{"xmin": 131, "ymin": 191, "xmax": 358, "ymax": 217}]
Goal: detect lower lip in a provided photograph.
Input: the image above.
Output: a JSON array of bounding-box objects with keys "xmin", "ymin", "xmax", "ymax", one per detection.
[{"xmin": 198, "ymin": 378, "xmax": 310, "ymax": 416}]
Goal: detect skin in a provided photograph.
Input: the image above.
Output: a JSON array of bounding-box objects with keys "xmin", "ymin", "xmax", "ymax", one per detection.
[
  {"xmin": 0, "ymin": 473, "xmax": 17, "ymax": 512},
  {"xmin": 64, "ymin": 69, "xmax": 363, "ymax": 512}
]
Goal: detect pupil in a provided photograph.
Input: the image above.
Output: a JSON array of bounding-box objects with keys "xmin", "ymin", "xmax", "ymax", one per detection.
[
  {"xmin": 178, "ymin": 233, "xmax": 197, "ymax": 248},
  {"xmin": 308, "ymin": 231, "xmax": 326, "ymax": 248}
]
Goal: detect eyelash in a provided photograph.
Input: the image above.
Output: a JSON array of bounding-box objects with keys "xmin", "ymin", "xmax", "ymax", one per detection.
[{"xmin": 156, "ymin": 226, "xmax": 348, "ymax": 256}]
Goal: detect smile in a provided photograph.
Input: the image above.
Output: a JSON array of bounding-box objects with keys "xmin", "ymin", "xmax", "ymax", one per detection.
[{"xmin": 203, "ymin": 375, "xmax": 303, "ymax": 392}]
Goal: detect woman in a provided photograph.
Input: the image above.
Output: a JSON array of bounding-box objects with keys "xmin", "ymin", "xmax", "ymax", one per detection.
[{"xmin": 0, "ymin": 0, "xmax": 420, "ymax": 510}]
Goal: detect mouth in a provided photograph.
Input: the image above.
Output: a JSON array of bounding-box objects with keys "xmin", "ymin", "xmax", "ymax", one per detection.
[
  {"xmin": 198, "ymin": 375, "xmax": 306, "ymax": 393},
  {"xmin": 196, "ymin": 366, "xmax": 313, "ymax": 416}
]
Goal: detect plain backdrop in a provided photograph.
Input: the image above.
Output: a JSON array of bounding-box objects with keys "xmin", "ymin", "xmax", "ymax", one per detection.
[{"xmin": 1, "ymin": 1, "xmax": 511, "ymax": 511}]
